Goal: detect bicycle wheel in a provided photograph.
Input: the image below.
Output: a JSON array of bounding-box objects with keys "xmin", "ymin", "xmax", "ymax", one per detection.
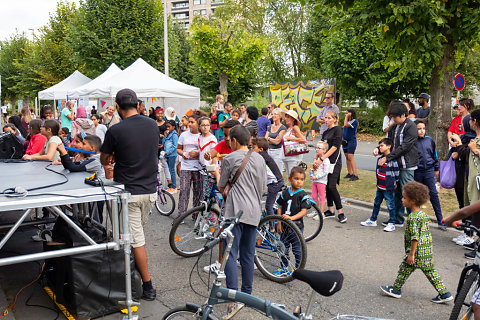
[
  {"xmin": 450, "ymin": 270, "xmax": 479, "ymax": 320},
  {"xmin": 169, "ymin": 205, "xmax": 221, "ymax": 258},
  {"xmin": 254, "ymin": 215, "xmax": 307, "ymax": 283},
  {"xmin": 155, "ymin": 189, "xmax": 176, "ymax": 216},
  {"xmin": 162, "ymin": 305, "xmax": 216, "ymax": 320},
  {"xmin": 303, "ymin": 203, "xmax": 323, "ymax": 242}
]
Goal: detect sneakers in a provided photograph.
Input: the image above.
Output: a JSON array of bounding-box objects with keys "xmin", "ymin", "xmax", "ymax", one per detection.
[
  {"xmin": 465, "ymin": 250, "xmax": 476, "ymax": 260},
  {"xmin": 167, "ymin": 188, "xmax": 176, "ymax": 194},
  {"xmin": 338, "ymin": 213, "xmax": 347, "ymax": 223},
  {"xmin": 457, "ymin": 236, "xmax": 475, "ymax": 246},
  {"xmin": 464, "ymin": 241, "xmax": 477, "ymax": 251},
  {"xmin": 349, "ymin": 175, "xmax": 359, "ymax": 181},
  {"xmin": 383, "ymin": 223, "xmax": 396, "ymax": 232},
  {"xmin": 222, "ymin": 303, "xmax": 245, "ymax": 320},
  {"xmin": 360, "ymin": 219, "xmax": 377, "ymax": 227},
  {"xmin": 141, "ymin": 287, "xmax": 157, "ymax": 301},
  {"xmin": 344, "ymin": 174, "xmax": 353, "ymax": 179},
  {"xmin": 306, "ymin": 211, "xmax": 318, "ymax": 218},
  {"xmin": 324, "ymin": 210, "xmax": 335, "ymax": 219},
  {"xmin": 203, "ymin": 261, "xmax": 221, "ymax": 273},
  {"xmin": 273, "ymin": 268, "xmax": 292, "ymax": 276},
  {"xmin": 453, "ymin": 233, "xmax": 468, "ymax": 243},
  {"xmin": 431, "ymin": 292, "xmax": 453, "ymax": 304},
  {"xmin": 380, "ymin": 285, "xmax": 401, "ymax": 299},
  {"xmin": 382, "ymin": 221, "xmax": 404, "ymax": 228}
]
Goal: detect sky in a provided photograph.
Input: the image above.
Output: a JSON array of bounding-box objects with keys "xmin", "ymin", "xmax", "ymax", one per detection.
[{"xmin": 0, "ymin": 0, "xmax": 79, "ymax": 41}]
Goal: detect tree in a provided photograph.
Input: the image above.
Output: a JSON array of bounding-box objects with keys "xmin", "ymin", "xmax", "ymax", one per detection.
[
  {"xmin": 320, "ymin": 0, "xmax": 480, "ymax": 157},
  {"xmin": 189, "ymin": 16, "xmax": 265, "ymax": 100},
  {"xmin": 69, "ymin": 0, "xmax": 166, "ymax": 77},
  {"xmin": 0, "ymin": 33, "xmax": 30, "ymax": 104}
]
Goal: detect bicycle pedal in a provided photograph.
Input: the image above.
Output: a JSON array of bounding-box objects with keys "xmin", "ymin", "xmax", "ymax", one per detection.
[{"xmin": 293, "ymin": 306, "xmax": 301, "ymax": 317}]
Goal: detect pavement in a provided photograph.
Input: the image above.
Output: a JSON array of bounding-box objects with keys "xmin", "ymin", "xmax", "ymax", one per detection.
[{"xmin": 0, "ymin": 200, "xmax": 468, "ymax": 320}]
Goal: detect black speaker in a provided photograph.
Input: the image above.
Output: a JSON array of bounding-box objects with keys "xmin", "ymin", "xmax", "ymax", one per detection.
[
  {"xmin": 0, "ymin": 132, "xmax": 23, "ymax": 159},
  {"xmin": 44, "ymin": 217, "xmax": 142, "ymax": 319}
]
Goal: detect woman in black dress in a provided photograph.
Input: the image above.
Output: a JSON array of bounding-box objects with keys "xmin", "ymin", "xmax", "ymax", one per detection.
[{"xmin": 314, "ymin": 110, "xmax": 346, "ymax": 223}]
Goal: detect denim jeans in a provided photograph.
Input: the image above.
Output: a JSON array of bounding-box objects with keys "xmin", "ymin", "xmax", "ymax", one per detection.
[
  {"xmin": 266, "ymin": 180, "xmax": 284, "ymax": 216},
  {"xmin": 414, "ymin": 169, "xmax": 443, "ymax": 223},
  {"xmin": 166, "ymin": 156, "xmax": 177, "ymax": 188},
  {"xmin": 223, "ymin": 223, "xmax": 257, "ymax": 294},
  {"xmin": 394, "ymin": 169, "xmax": 414, "ymax": 224},
  {"xmin": 280, "ymin": 226, "xmax": 303, "ymax": 269},
  {"xmin": 370, "ymin": 189, "xmax": 396, "ymax": 224}
]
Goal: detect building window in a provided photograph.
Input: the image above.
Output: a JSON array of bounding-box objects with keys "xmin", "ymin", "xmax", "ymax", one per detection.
[{"xmin": 194, "ymin": 0, "xmax": 206, "ymax": 4}]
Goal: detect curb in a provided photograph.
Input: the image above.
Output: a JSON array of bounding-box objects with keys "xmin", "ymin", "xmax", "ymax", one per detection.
[{"xmin": 304, "ymin": 188, "xmax": 442, "ymax": 225}]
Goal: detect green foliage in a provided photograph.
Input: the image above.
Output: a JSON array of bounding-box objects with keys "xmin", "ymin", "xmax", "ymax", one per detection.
[
  {"xmin": 353, "ymin": 107, "xmax": 385, "ymax": 136},
  {"xmin": 69, "ymin": 0, "xmax": 165, "ymax": 77},
  {"xmin": 0, "ymin": 33, "xmax": 30, "ymax": 102},
  {"xmin": 189, "ymin": 16, "xmax": 265, "ymax": 98}
]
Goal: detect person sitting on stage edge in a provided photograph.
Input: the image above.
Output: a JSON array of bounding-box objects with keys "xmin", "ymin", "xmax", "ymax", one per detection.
[
  {"xmin": 23, "ymin": 119, "xmax": 62, "ymax": 161},
  {"xmin": 100, "ymin": 88, "xmax": 159, "ymax": 301},
  {"xmin": 56, "ymin": 134, "xmax": 105, "ymax": 179}
]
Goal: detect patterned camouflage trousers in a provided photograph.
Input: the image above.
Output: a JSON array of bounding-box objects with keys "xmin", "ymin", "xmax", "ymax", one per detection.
[{"xmin": 392, "ymin": 261, "xmax": 448, "ymax": 294}]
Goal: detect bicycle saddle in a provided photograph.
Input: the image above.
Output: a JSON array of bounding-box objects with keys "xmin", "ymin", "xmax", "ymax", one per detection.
[{"xmin": 292, "ymin": 269, "xmax": 343, "ymax": 297}]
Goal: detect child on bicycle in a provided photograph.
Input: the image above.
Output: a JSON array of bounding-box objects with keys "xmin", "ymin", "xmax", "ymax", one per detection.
[
  {"xmin": 309, "ymin": 141, "xmax": 330, "ymax": 220},
  {"xmin": 275, "ymin": 166, "xmax": 311, "ymax": 275},
  {"xmin": 251, "ymin": 137, "xmax": 284, "ymax": 218},
  {"xmin": 381, "ymin": 181, "xmax": 453, "ymax": 304}
]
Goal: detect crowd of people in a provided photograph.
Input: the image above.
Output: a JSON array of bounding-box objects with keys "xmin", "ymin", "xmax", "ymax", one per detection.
[{"xmin": 6, "ymin": 89, "xmax": 476, "ymax": 316}]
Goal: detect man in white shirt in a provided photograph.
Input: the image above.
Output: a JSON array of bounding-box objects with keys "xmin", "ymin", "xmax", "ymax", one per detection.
[{"xmin": 1, "ymin": 105, "xmax": 7, "ymax": 124}]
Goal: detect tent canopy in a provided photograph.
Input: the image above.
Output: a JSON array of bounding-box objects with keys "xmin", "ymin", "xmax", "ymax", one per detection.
[
  {"xmin": 38, "ymin": 70, "xmax": 91, "ymax": 100},
  {"xmin": 68, "ymin": 63, "xmax": 122, "ymax": 98}
]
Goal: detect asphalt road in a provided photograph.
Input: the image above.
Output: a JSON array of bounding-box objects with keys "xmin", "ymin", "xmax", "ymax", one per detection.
[
  {"xmin": 0, "ymin": 202, "xmax": 465, "ymax": 320},
  {"xmin": 303, "ymin": 137, "xmax": 378, "ymax": 172}
]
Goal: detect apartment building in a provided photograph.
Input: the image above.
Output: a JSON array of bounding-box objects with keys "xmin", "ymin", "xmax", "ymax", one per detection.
[{"xmin": 167, "ymin": 0, "xmax": 224, "ymax": 30}]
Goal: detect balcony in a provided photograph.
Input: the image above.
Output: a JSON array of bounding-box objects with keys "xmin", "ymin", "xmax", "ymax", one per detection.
[
  {"xmin": 172, "ymin": 3, "xmax": 189, "ymax": 11},
  {"xmin": 211, "ymin": 0, "xmax": 224, "ymax": 6},
  {"xmin": 174, "ymin": 14, "xmax": 189, "ymax": 20}
]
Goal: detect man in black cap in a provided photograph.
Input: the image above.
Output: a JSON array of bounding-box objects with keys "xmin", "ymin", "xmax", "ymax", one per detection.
[
  {"xmin": 100, "ymin": 88, "xmax": 159, "ymax": 300},
  {"xmin": 416, "ymin": 93, "xmax": 430, "ymax": 124}
]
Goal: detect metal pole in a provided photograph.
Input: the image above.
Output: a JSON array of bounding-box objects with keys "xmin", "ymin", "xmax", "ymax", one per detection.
[
  {"xmin": 163, "ymin": 0, "xmax": 169, "ymax": 76},
  {"xmin": 0, "ymin": 209, "xmax": 32, "ymax": 250}
]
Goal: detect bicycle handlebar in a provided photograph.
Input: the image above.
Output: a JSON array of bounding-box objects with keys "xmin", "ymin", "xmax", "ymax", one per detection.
[
  {"xmin": 455, "ymin": 221, "xmax": 480, "ymax": 235},
  {"xmin": 201, "ymin": 210, "xmax": 244, "ymax": 253}
]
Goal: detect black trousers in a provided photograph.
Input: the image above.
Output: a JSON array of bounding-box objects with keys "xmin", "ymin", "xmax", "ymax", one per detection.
[{"xmin": 326, "ymin": 164, "xmax": 342, "ymax": 211}]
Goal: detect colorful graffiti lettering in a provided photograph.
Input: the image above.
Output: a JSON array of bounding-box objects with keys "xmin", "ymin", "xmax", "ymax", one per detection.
[{"xmin": 269, "ymin": 79, "xmax": 335, "ymax": 131}]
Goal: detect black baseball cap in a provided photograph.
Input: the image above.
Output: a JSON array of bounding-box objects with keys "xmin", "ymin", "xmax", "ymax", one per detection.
[
  {"xmin": 115, "ymin": 88, "xmax": 138, "ymax": 107},
  {"xmin": 417, "ymin": 93, "xmax": 430, "ymax": 101}
]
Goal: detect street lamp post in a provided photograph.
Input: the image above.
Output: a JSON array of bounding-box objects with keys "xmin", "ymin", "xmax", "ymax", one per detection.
[{"xmin": 163, "ymin": 0, "xmax": 169, "ymax": 77}]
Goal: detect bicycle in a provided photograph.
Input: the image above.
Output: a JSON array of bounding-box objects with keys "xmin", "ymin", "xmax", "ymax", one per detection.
[
  {"xmin": 154, "ymin": 172, "xmax": 176, "ymax": 216},
  {"xmin": 163, "ymin": 211, "xmax": 392, "ymax": 320},
  {"xmin": 450, "ymin": 221, "xmax": 480, "ymax": 320},
  {"xmin": 169, "ymin": 173, "xmax": 307, "ymax": 283}
]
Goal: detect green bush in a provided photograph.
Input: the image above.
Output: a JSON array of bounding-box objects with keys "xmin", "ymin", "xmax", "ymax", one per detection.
[{"xmin": 343, "ymin": 107, "xmax": 385, "ymax": 136}]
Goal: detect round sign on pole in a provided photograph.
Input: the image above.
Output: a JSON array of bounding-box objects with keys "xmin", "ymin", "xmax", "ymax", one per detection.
[{"xmin": 455, "ymin": 73, "xmax": 465, "ymax": 91}]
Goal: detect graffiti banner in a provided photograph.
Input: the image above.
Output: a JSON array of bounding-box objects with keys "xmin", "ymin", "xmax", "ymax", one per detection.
[{"xmin": 269, "ymin": 79, "xmax": 335, "ymax": 131}]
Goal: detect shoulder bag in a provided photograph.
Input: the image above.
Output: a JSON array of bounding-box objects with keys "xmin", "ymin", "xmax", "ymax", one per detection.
[
  {"xmin": 283, "ymin": 129, "xmax": 309, "ymax": 157},
  {"xmin": 326, "ymin": 148, "xmax": 341, "ymax": 174},
  {"xmin": 222, "ymin": 150, "xmax": 252, "ymax": 200}
]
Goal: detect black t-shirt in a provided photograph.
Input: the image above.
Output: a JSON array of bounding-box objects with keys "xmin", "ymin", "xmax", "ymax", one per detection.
[
  {"xmin": 322, "ymin": 126, "xmax": 342, "ymax": 165},
  {"xmin": 276, "ymin": 188, "xmax": 311, "ymax": 229},
  {"xmin": 101, "ymin": 114, "xmax": 159, "ymax": 195}
]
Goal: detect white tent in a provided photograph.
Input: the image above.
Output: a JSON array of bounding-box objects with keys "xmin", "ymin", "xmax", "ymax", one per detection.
[
  {"xmin": 72, "ymin": 58, "xmax": 200, "ymax": 116},
  {"xmin": 38, "ymin": 70, "xmax": 91, "ymax": 101},
  {"xmin": 68, "ymin": 63, "xmax": 122, "ymax": 98}
]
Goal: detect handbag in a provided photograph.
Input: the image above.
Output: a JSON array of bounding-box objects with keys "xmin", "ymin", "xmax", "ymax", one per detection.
[
  {"xmin": 222, "ymin": 150, "xmax": 252, "ymax": 200},
  {"xmin": 439, "ymin": 156, "xmax": 456, "ymax": 189},
  {"xmin": 282, "ymin": 130, "xmax": 309, "ymax": 157},
  {"xmin": 326, "ymin": 149, "xmax": 341, "ymax": 174}
]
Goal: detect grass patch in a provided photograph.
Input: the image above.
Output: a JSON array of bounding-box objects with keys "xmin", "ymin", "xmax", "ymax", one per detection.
[{"xmin": 286, "ymin": 165, "xmax": 458, "ymax": 218}]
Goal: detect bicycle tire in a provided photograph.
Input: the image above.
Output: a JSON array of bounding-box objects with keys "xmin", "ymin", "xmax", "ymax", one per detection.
[
  {"xmin": 303, "ymin": 203, "xmax": 323, "ymax": 242},
  {"xmin": 450, "ymin": 270, "xmax": 479, "ymax": 320},
  {"xmin": 169, "ymin": 205, "xmax": 221, "ymax": 258},
  {"xmin": 155, "ymin": 190, "xmax": 176, "ymax": 216},
  {"xmin": 254, "ymin": 215, "xmax": 307, "ymax": 283},
  {"xmin": 162, "ymin": 305, "xmax": 216, "ymax": 320}
]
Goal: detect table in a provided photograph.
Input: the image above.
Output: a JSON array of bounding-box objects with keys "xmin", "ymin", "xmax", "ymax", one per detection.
[{"xmin": 0, "ymin": 161, "xmax": 137, "ymax": 320}]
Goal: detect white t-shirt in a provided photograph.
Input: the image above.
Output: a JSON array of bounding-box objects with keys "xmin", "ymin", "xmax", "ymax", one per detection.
[
  {"xmin": 199, "ymin": 134, "xmax": 217, "ymax": 166},
  {"xmin": 1, "ymin": 105, "xmax": 7, "ymax": 114},
  {"xmin": 178, "ymin": 131, "xmax": 201, "ymax": 171},
  {"xmin": 382, "ymin": 116, "xmax": 393, "ymax": 132}
]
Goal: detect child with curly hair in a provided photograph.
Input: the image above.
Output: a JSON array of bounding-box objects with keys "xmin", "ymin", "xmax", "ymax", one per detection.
[{"xmin": 381, "ymin": 181, "xmax": 453, "ymax": 304}]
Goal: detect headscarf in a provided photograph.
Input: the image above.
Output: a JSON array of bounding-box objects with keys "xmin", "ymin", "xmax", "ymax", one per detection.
[
  {"xmin": 76, "ymin": 106, "xmax": 88, "ymax": 119},
  {"xmin": 165, "ymin": 107, "xmax": 175, "ymax": 120}
]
